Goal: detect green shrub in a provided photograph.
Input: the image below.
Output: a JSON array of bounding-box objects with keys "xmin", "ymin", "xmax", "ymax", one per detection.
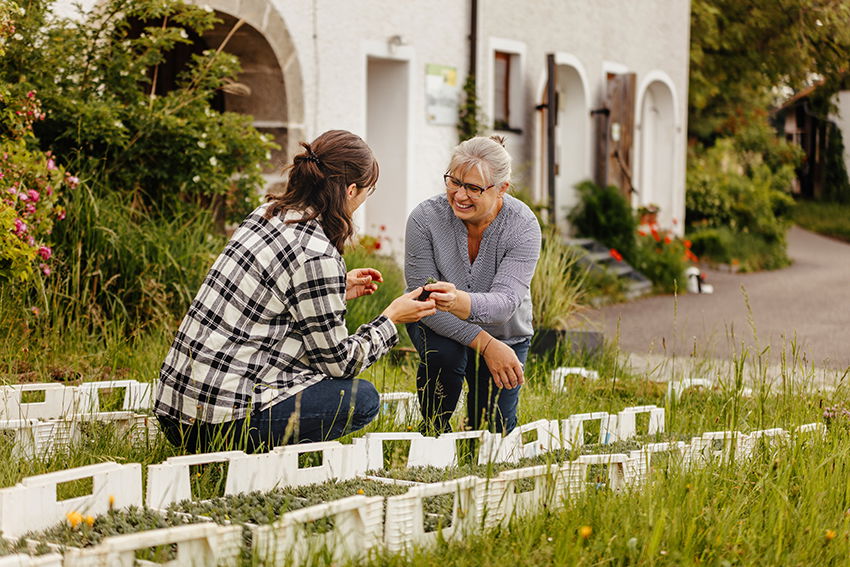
[
  {"xmin": 0, "ymin": 0, "xmax": 276, "ymax": 223},
  {"xmin": 686, "ymin": 126, "xmax": 798, "ymax": 270},
  {"xmin": 630, "ymin": 228, "xmax": 693, "ymax": 293},
  {"xmin": 793, "ymin": 200, "xmax": 850, "ymax": 243},
  {"xmin": 567, "ymin": 180, "xmax": 637, "ymax": 263}
]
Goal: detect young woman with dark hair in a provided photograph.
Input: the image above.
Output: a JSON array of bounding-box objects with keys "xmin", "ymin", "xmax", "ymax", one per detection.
[{"xmin": 155, "ymin": 130, "xmax": 444, "ymax": 453}]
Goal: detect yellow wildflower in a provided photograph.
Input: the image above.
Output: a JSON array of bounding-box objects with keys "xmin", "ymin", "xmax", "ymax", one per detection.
[
  {"xmin": 356, "ymin": 489, "xmax": 365, "ymax": 495},
  {"xmin": 84, "ymin": 515, "xmax": 95, "ymax": 527},
  {"xmin": 66, "ymin": 511, "xmax": 83, "ymax": 528},
  {"xmin": 108, "ymin": 495, "xmax": 115, "ymax": 510},
  {"xmin": 578, "ymin": 525, "xmax": 592, "ymax": 539},
  {"xmin": 826, "ymin": 529, "xmax": 837, "ymax": 542}
]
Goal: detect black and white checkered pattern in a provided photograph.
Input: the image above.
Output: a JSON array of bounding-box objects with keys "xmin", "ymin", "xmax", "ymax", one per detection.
[{"xmin": 155, "ymin": 204, "xmax": 398, "ymax": 424}]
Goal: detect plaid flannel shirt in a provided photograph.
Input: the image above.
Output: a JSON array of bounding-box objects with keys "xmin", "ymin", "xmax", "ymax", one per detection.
[{"xmin": 154, "ymin": 204, "xmax": 398, "ymax": 424}]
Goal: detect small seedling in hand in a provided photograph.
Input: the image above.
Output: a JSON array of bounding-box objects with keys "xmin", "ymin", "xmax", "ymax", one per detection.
[{"xmin": 417, "ymin": 277, "xmax": 438, "ymax": 301}]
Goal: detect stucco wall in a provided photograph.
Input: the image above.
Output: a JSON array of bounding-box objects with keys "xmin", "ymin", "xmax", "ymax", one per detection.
[{"xmin": 49, "ymin": 0, "xmax": 691, "ymax": 238}]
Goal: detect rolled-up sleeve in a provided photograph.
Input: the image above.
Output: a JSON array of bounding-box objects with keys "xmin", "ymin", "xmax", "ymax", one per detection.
[
  {"xmin": 467, "ymin": 221, "xmax": 541, "ymax": 325},
  {"xmin": 288, "ymin": 255, "xmax": 398, "ymax": 378}
]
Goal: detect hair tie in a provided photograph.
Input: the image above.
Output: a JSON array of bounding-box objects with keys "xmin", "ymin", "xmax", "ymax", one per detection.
[{"xmin": 305, "ymin": 151, "xmax": 321, "ymax": 165}]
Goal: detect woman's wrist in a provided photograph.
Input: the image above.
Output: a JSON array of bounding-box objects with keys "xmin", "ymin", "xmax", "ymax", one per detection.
[{"xmin": 451, "ymin": 290, "xmax": 472, "ymax": 320}]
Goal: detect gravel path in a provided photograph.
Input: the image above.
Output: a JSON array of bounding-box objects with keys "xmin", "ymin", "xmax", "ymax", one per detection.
[{"xmin": 590, "ymin": 226, "xmax": 850, "ymax": 372}]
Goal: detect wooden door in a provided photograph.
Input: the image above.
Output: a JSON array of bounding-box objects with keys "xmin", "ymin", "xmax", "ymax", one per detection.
[{"xmin": 596, "ymin": 72, "xmax": 636, "ymax": 198}]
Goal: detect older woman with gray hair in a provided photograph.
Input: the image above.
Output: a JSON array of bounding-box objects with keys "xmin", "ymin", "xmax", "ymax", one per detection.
[{"xmin": 405, "ymin": 135, "xmax": 542, "ymax": 434}]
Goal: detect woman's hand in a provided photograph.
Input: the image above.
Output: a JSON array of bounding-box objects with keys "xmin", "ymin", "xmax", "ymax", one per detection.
[
  {"xmin": 345, "ymin": 268, "xmax": 383, "ymax": 300},
  {"xmin": 481, "ymin": 339, "xmax": 525, "ymax": 389},
  {"xmin": 423, "ymin": 281, "xmax": 459, "ymax": 313},
  {"xmin": 424, "ymin": 281, "xmax": 471, "ymax": 319},
  {"xmin": 382, "ymin": 288, "xmax": 437, "ymax": 324}
]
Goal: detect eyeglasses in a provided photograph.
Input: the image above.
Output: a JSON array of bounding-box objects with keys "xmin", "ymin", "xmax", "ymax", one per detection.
[{"xmin": 443, "ymin": 174, "xmax": 494, "ymax": 199}]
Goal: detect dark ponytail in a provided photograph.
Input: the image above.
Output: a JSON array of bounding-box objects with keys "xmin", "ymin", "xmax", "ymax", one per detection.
[{"xmin": 265, "ymin": 130, "xmax": 379, "ymax": 253}]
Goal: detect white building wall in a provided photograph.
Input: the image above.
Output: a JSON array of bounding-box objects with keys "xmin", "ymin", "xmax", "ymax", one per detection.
[
  {"xmin": 830, "ymin": 91, "xmax": 850, "ymax": 179},
  {"xmin": 49, "ymin": 0, "xmax": 691, "ymax": 238}
]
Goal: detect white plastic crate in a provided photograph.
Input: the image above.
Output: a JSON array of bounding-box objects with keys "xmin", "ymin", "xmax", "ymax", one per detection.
[
  {"xmin": 495, "ymin": 463, "xmax": 563, "ymax": 522},
  {"xmin": 795, "ymin": 422, "xmax": 827, "ymax": 436},
  {"xmin": 0, "ymin": 462, "xmax": 142, "ymax": 538},
  {"xmin": 63, "ymin": 411, "xmax": 159, "ymax": 446},
  {"xmin": 577, "ymin": 453, "xmax": 628, "ymax": 491},
  {"xmin": 75, "ymin": 380, "xmax": 152, "ymax": 414},
  {"xmin": 550, "ymin": 367, "xmax": 599, "ymax": 391},
  {"xmin": 0, "ymin": 384, "xmax": 78, "ymax": 420},
  {"xmin": 478, "ymin": 420, "xmax": 559, "ymax": 464},
  {"xmin": 145, "ymin": 451, "xmax": 248, "ymax": 509},
  {"xmin": 561, "ymin": 412, "xmax": 610, "ymax": 448},
  {"xmin": 667, "ymin": 377, "xmax": 714, "ymax": 400},
  {"xmin": 0, "ymin": 554, "xmax": 63, "ymax": 567},
  {"xmin": 430, "ymin": 430, "xmax": 489, "ymax": 468},
  {"xmin": 254, "ymin": 495, "xmax": 384, "ymax": 565},
  {"xmin": 360, "ymin": 432, "xmax": 431, "ymax": 471},
  {"xmin": 628, "ymin": 441, "xmax": 687, "ymax": 483},
  {"xmin": 600, "ymin": 405, "xmax": 665, "ymax": 444},
  {"xmin": 62, "ymin": 523, "xmax": 241, "ymax": 567},
  {"xmin": 384, "ymin": 476, "xmax": 479, "ymax": 553},
  {"xmin": 378, "ymin": 392, "xmax": 420, "ymax": 425},
  {"xmin": 0, "ymin": 419, "xmax": 75, "ymax": 460},
  {"xmin": 273, "ymin": 441, "xmax": 355, "ymax": 486},
  {"xmin": 684, "ymin": 431, "xmax": 753, "ymax": 466}
]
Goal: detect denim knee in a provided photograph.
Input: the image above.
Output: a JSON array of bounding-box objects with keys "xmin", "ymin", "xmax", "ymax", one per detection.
[{"xmin": 353, "ymin": 379, "xmax": 380, "ymax": 421}]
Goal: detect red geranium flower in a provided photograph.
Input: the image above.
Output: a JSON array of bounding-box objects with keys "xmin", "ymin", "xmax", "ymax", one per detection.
[{"xmin": 609, "ymin": 248, "xmax": 623, "ymax": 262}]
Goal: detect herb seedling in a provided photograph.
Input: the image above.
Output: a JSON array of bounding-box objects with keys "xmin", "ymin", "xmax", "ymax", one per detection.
[{"xmin": 417, "ymin": 277, "xmax": 438, "ymax": 301}]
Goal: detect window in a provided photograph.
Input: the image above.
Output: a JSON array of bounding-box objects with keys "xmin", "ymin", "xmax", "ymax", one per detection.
[
  {"xmin": 494, "ymin": 51, "xmax": 511, "ymax": 130},
  {"xmin": 490, "ymin": 40, "xmax": 524, "ymax": 133}
]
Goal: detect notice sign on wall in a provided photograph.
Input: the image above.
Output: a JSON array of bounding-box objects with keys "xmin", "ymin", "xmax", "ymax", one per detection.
[{"xmin": 425, "ymin": 64, "xmax": 459, "ymax": 125}]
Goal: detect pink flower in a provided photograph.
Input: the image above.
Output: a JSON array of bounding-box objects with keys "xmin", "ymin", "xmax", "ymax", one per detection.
[
  {"xmin": 46, "ymin": 186, "xmax": 53, "ymax": 196},
  {"xmin": 24, "ymin": 203, "xmax": 36, "ymax": 216},
  {"xmin": 37, "ymin": 246, "xmax": 52, "ymax": 261},
  {"xmin": 66, "ymin": 176, "xmax": 79, "ymax": 189},
  {"xmin": 46, "ymin": 158, "xmax": 57, "ymax": 171},
  {"xmin": 39, "ymin": 263, "xmax": 51, "ymax": 276},
  {"xmin": 30, "ymin": 306, "xmax": 40, "ymax": 316},
  {"xmin": 56, "ymin": 209, "xmax": 66, "ymax": 221},
  {"xmin": 13, "ymin": 218, "xmax": 26, "ymax": 235},
  {"xmin": 27, "ymin": 189, "xmax": 39, "ymax": 202},
  {"xmin": 26, "ymin": 235, "xmax": 35, "ymax": 246},
  {"xmin": 26, "ymin": 91, "xmax": 35, "ymax": 99}
]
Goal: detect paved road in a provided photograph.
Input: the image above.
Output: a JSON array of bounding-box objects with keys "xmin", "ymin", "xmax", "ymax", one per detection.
[{"xmin": 590, "ymin": 226, "xmax": 850, "ymax": 371}]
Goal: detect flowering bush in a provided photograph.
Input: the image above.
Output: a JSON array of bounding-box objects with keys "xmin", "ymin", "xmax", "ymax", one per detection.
[
  {"xmin": 1, "ymin": 0, "xmax": 276, "ymax": 223},
  {"xmin": 631, "ymin": 224, "xmax": 698, "ymax": 293},
  {"xmin": 0, "ymin": 3, "xmax": 68, "ymax": 282}
]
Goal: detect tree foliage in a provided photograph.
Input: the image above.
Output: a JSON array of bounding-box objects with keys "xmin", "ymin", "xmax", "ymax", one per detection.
[{"xmin": 690, "ymin": 0, "xmax": 850, "ymax": 141}]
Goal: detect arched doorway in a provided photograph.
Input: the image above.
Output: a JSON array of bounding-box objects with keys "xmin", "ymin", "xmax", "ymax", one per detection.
[
  {"xmin": 186, "ymin": 0, "xmax": 305, "ymax": 187},
  {"xmin": 638, "ymin": 80, "xmax": 676, "ymax": 227},
  {"xmin": 537, "ymin": 57, "xmax": 590, "ymax": 233},
  {"xmin": 555, "ymin": 64, "xmax": 590, "ymax": 228}
]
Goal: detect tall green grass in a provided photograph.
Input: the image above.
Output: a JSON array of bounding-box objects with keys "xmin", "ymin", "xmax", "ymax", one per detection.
[{"xmin": 793, "ymin": 200, "xmax": 850, "ymax": 243}]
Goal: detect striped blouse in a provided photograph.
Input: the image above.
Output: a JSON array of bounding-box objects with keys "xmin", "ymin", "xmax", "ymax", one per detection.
[{"xmin": 404, "ymin": 193, "xmax": 541, "ymax": 345}]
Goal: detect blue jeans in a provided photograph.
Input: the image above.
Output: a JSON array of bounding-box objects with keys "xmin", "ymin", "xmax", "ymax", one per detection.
[
  {"xmin": 158, "ymin": 378, "xmax": 379, "ymax": 453},
  {"xmin": 407, "ymin": 322, "xmax": 530, "ymax": 434}
]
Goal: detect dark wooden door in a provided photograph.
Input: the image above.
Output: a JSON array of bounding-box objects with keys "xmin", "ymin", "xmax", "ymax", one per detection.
[{"xmin": 596, "ymin": 72, "xmax": 636, "ymax": 198}]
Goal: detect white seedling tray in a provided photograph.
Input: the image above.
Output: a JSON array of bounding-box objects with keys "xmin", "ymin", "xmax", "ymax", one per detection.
[
  {"xmin": 0, "ymin": 384, "xmax": 78, "ymax": 421},
  {"xmin": 0, "ymin": 554, "xmax": 63, "ymax": 567},
  {"xmin": 62, "ymin": 522, "xmax": 241, "ymax": 567},
  {"xmin": 0, "ymin": 462, "xmax": 142, "ymax": 538},
  {"xmin": 550, "ymin": 367, "xmax": 599, "ymax": 391},
  {"xmin": 76, "ymin": 380, "xmax": 153, "ymax": 413},
  {"xmin": 383, "ymin": 477, "xmax": 479, "ymax": 553},
  {"xmin": 254, "ymin": 495, "xmax": 384, "ymax": 565}
]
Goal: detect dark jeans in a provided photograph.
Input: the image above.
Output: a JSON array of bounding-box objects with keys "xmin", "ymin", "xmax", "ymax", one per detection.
[
  {"xmin": 407, "ymin": 322, "xmax": 530, "ymax": 434},
  {"xmin": 158, "ymin": 378, "xmax": 380, "ymax": 454}
]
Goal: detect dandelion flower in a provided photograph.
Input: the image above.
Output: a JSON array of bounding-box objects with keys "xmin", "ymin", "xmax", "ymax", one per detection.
[
  {"xmin": 356, "ymin": 489, "xmax": 365, "ymax": 495},
  {"xmin": 826, "ymin": 529, "xmax": 837, "ymax": 542},
  {"xmin": 84, "ymin": 515, "xmax": 95, "ymax": 527},
  {"xmin": 578, "ymin": 525, "xmax": 592, "ymax": 539},
  {"xmin": 66, "ymin": 511, "xmax": 83, "ymax": 528}
]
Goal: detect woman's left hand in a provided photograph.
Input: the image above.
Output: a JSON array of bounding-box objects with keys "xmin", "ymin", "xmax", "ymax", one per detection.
[
  {"xmin": 345, "ymin": 268, "xmax": 383, "ymax": 300},
  {"xmin": 424, "ymin": 281, "xmax": 460, "ymax": 313}
]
